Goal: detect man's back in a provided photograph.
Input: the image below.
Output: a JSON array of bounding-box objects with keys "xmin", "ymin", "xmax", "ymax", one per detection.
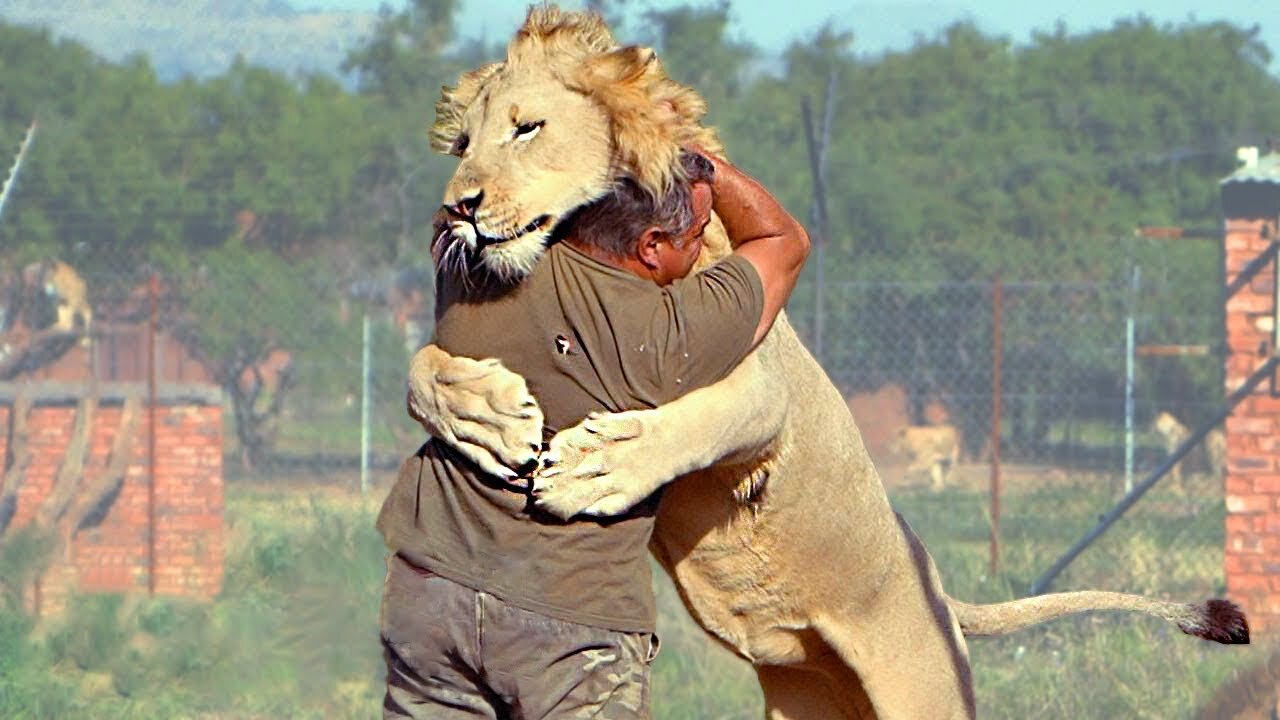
[{"xmin": 377, "ymin": 240, "xmax": 763, "ymax": 632}]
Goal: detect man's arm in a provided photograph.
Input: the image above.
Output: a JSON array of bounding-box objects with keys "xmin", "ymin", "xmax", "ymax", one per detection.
[{"xmin": 707, "ymin": 152, "xmax": 811, "ymax": 345}]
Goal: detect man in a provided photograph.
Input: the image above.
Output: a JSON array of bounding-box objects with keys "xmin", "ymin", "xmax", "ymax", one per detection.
[{"xmin": 377, "ymin": 149, "xmax": 808, "ymax": 719}]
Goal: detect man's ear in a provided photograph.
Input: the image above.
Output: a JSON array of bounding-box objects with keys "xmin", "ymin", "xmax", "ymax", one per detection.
[{"xmin": 636, "ymin": 227, "xmax": 665, "ymax": 269}]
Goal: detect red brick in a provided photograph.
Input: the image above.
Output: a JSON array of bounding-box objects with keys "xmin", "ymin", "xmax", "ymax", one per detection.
[
  {"xmin": 1228, "ymin": 417, "xmax": 1275, "ymax": 435},
  {"xmin": 1226, "ymin": 354, "xmax": 1265, "ymax": 379},
  {"xmin": 1227, "ymin": 292, "xmax": 1276, "ymax": 314},
  {"xmin": 1248, "ymin": 395, "xmax": 1280, "ymax": 416},
  {"xmin": 1223, "ymin": 489, "xmax": 1274, "ymax": 512},
  {"xmin": 1227, "ymin": 514, "xmax": 1255, "ymax": 534},
  {"xmin": 1229, "ymin": 456, "xmax": 1276, "ymax": 473},
  {"xmin": 1229, "ymin": 532, "xmax": 1266, "ymax": 552},
  {"xmin": 1228, "ymin": 575, "xmax": 1272, "ymax": 593}
]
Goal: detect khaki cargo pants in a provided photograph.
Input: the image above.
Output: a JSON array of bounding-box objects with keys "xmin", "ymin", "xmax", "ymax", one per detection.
[{"xmin": 380, "ymin": 553, "xmax": 660, "ymax": 719}]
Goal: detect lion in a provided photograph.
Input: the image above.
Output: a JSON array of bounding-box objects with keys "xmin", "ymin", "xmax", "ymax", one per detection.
[
  {"xmin": 405, "ymin": 6, "xmax": 1248, "ymax": 718},
  {"xmin": 889, "ymin": 424, "xmax": 960, "ymax": 490},
  {"xmin": 21, "ymin": 258, "xmax": 93, "ymax": 344},
  {"xmin": 1152, "ymin": 411, "xmax": 1227, "ymax": 491}
]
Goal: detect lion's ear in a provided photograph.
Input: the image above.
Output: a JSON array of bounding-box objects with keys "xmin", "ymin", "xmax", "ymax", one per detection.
[
  {"xmin": 571, "ymin": 46, "xmax": 681, "ymax": 192},
  {"xmin": 429, "ymin": 62, "xmax": 504, "ymax": 154},
  {"xmin": 575, "ymin": 45, "xmax": 657, "ymax": 87}
]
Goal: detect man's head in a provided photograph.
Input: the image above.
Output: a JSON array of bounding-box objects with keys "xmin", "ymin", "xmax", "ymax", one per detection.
[{"xmin": 565, "ymin": 151, "xmax": 715, "ymax": 285}]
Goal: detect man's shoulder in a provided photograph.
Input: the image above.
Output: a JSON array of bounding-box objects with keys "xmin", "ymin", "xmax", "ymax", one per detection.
[
  {"xmin": 545, "ymin": 242, "xmax": 662, "ymax": 304},
  {"xmin": 666, "ymin": 254, "xmax": 763, "ymax": 301}
]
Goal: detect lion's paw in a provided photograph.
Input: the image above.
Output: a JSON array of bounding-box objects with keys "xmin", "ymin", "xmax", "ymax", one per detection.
[
  {"xmin": 531, "ymin": 410, "xmax": 672, "ymax": 519},
  {"xmin": 408, "ymin": 346, "xmax": 544, "ymax": 480}
]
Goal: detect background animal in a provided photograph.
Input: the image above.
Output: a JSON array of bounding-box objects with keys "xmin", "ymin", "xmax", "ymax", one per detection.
[
  {"xmin": 22, "ymin": 258, "xmax": 93, "ymax": 343},
  {"xmin": 1152, "ymin": 411, "xmax": 1226, "ymax": 491},
  {"xmin": 889, "ymin": 424, "xmax": 960, "ymax": 490}
]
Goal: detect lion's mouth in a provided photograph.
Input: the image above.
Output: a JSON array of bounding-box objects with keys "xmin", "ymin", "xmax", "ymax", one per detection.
[{"xmin": 474, "ymin": 214, "xmax": 553, "ymax": 250}]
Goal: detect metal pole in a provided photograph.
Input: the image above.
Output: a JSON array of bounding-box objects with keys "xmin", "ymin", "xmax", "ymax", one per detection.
[
  {"xmin": 813, "ymin": 71, "xmax": 836, "ymax": 365},
  {"xmin": 1028, "ymin": 356, "xmax": 1280, "ymax": 596},
  {"xmin": 360, "ymin": 312, "xmax": 371, "ymax": 495},
  {"xmin": 1124, "ymin": 265, "xmax": 1140, "ymax": 493},
  {"xmin": 147, "ymin": 271, "xmax": 158, "ymax": 596},
  {"xmin": 989, "ymin": 275, "xmax": 1003, "ymax": 576},
  {"xmin": 0, "ymin": 120, "xmax": 37, "ymax": 225},
  {"xmin": 800, "ymin": 90, "xmax": 833, "ymax": 364}
]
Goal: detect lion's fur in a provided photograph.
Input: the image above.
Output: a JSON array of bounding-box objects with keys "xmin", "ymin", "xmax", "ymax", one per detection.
[
  {"xmin": 430, "ymin": 5, "xmax": 721, "ymax": 198},
  {"xmin": 417, "ymin": 6, "xmax": 1249, "ymax": 718}
]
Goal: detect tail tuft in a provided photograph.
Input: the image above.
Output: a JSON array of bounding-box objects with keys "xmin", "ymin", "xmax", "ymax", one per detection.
[{"xmin": 1180, "ymin": 599, "xmax": 1250, "ymax": 645}]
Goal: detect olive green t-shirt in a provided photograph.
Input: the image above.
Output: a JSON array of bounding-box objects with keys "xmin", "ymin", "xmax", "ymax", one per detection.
[{"xmin": 376, "ymin": 241, "xmax": 764, "ymax": 632}]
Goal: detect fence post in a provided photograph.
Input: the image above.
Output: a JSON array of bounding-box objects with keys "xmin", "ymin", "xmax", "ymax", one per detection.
[
  {"xmin": 147, "ymin": 270, "xmax": 158, "ymax": 597},
  {"xmin": 989, "ymin": 274, "xmax": 1003, "ymax": 576},
  {"xmin": 1123, "ymin": 265, "xmax": 1140, "ymax": 493},
  {"xmin": 800, "ymin": 73, "xmax": 835, "ymax": 363},
  {"xmin": 360, "ymin": 312, "xmax": 371, "ymax": 496}
]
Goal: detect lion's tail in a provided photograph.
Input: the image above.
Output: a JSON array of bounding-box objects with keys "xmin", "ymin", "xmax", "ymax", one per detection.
[{"xmin": 947, "ymin": 592, "xmax": 1249, "ymax": 645}]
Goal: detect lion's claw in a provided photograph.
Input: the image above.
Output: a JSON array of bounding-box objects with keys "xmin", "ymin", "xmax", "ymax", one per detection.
[
  {"xmin": 408, "ymin": 345, "xmax": 544, "ymax": 476},
  {"xmin": 531, "ymin": 410, "xmax": 672, "ymax": 519}
]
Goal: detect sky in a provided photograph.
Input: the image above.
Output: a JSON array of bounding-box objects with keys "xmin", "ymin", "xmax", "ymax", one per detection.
[{"xmin": 300, "ymin": 0, "xmax": 1280, "ymax": 67}]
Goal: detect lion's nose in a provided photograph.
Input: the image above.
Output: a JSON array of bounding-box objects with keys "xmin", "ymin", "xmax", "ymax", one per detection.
[{"xmin": 449, "ymin": 190, "xmax": 484, "ymax": 221}]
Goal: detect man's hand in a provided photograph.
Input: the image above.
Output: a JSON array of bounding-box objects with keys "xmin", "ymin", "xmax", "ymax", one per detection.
[
  {"xmin": 407, "ymin": 345, "xmax": 544, "ymax": 482},
  {"xmin": 697, "ymin": 148, "xmax": 810, "ymax": 346}
]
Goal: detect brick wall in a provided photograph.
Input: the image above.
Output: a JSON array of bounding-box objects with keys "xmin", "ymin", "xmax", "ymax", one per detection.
[
  {"xmin": 1221, "ymin": 186, "xmax": 1280, "ymax": 632},
  {"xmin": 0, "ymin": 384, "xmax": 224, "ymax": 615}
]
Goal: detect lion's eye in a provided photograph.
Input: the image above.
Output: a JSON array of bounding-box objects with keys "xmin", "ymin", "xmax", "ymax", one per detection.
[
  {"xmin": 513, "ymin": 120, "xmax": 544, "ymax": 140},
  {"xmin": 451, "ymin": 133, "xmax": 470, "ymax": 157}
]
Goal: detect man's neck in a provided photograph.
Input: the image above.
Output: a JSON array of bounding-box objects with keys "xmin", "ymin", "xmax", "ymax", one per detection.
[{"xmin": 565, "ymin": 234, "xmax": 653, "ymax": 281}]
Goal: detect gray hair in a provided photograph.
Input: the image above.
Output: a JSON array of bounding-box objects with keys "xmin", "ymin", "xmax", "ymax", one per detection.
[{"xmin": 565, "ymin": 151, "xmax": 714, "ymax": 257}]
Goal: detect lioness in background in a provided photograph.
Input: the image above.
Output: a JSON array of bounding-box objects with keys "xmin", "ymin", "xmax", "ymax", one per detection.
[
  {"xmin": 1152, "ymin": 411, "xmax": 1227, "ymax": 491},
  {"xmin": 24, "ymin": 258, "xmax": 93, "ymax": 343},
  {"xmin": 889, "ymin": 424, "xmax": 960, "ymax": 490}
]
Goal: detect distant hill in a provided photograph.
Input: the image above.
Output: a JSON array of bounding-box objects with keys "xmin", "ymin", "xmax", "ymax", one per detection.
[{"xmin": 0, "ymin": 0, "xmax": 378, "ymax": 81}]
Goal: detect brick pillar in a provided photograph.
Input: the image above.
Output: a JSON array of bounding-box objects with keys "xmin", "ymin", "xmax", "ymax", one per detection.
[
  {"xmin": 0, "ymin": 383, "xmax": 224, "ymax": 616},
  {"xmin": 1221, "ymin": 157, "xmax": 1280, "ymax": 633}
]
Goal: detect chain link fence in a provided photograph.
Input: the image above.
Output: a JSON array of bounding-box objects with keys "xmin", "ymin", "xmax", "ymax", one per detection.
[{"xmin": 787, "ymin": 233, "xmax": 1226, "ymax": 601}]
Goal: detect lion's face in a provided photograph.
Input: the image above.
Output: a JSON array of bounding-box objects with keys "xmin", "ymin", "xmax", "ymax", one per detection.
[
  {"xmin": 436, "ymin": 66, "xmax": 614, "ymax": 280},
  {"xmin": 429, "ymin": 6, "xmax": 725, "ymax": 283}
]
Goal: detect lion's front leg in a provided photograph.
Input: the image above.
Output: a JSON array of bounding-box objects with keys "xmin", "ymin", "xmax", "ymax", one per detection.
[
  {"xmin": 532, "ymin": 351, "xmax": 786, "ymax": 519},
  {"xmin": 407, "ymin": 344, "xmax": 544, "ymax": 480}
]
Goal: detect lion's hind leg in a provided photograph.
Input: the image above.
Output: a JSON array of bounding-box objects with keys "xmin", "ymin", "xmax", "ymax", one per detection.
[
  {"xmin": 757, "ymin": 656, "xmax": 876, "ymax": 720},
  {"xmin": 806, "ymin": 513, "xmax": 977, "ymax": 720}
]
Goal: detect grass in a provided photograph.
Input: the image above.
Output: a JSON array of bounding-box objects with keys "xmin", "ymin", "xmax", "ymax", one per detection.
[{"xmin": 0, "ymin": 472, "xmax": 1269, "ymax": 719}]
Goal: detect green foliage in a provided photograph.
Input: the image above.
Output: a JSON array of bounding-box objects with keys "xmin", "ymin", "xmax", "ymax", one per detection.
[
  {"xmin": 47, "ymin": 594, "xmax": 131, "ymax": 672},
  {"xmin": 0, "ymin": 485, "xmax": 1266, "ymax": 718},
  {"xmin": 0, "ymin": 527, "xmax": 52, "ymax": 612}
]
